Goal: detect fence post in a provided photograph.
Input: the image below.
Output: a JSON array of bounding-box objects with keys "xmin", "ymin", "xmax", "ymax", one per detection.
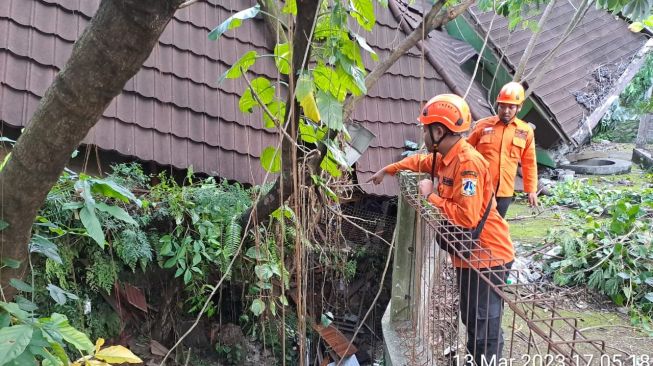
[{"xmin": 390, "ymin": 190, "xmax": 417, "ymax": 322}]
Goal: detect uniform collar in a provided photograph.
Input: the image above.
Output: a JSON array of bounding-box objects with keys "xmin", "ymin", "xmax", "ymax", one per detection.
[{"xmin": 441, "ymin": 138, "xmax": 465, "ymax": 167}]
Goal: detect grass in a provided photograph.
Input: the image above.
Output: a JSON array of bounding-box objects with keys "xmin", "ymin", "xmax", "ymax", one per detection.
[{"xmin": 506, "ymin": 200, "xmax": 567, "ymax": 246}]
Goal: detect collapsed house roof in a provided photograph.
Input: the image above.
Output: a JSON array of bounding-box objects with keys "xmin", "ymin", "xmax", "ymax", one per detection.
[
  {"xmin": 466, "ymin": 0, "xmax": 648, "ymax": 142},
  {"xmin": 0, "ymin": 0, "xmax": 489, "ymax": 197}
]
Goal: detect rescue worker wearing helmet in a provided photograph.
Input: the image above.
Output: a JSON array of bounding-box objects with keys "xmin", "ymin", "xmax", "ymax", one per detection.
[
  {"xmin": 368, "ymin": 94, "xmax": 514, "ymax": 365},
  {"xmin": 467, "ymin": 82, "xmax": 538, "ymax": 218}
]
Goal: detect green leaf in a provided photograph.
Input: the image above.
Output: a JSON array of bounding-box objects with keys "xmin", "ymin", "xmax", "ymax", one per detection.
[
  {"xmin": 1, "ymin": 258, "xmax": 21, "ymax": 269},
  {"xmin": 163, "ymin": 257, "xmax": 177, "ymax": 269},
  {"xmin": 320, "ymin": 153, "xmax": 342, "ymax": 178},
  {"xmin": 95, "ymin": 202, "xmax": 137, "ymax": 225},
  {"xmin": 340, "ymin": 37, "xmax": 365, "ymax": 69},
  {"xmin": 245, "ymin": 247, "xmax": 266, "ymax": 260},
  {"xmin": 174, "ymin": 267, "xmax": 185, "ymax": 278},
  {"xmin": 255, "ymin": 264, "xmax": 274, "ymax": 282},
  {"xmin": 220, "ymin": 50, "xmax": 258, "ymax": 84},
  {"xmin": 0, "ymin": 220, "xmax": 8, "ymax": 231},
  {"xmin": 89, "ymin": 178, "xmax": 140, "ymax": 205},
  {"xmin": 30, "ymin": 346, "xmax": 62, "ymax": 366},
  {"xmin": 44, "ymin": 313, "xmax": 94, "ymax": 353},
  {"xmin": 271, "ymin": 206, "xmax": 296, "ymax": 221},
  {"xmin": 324, "ymin": 140, "xmax": 349, "ymax": 167},
  {"xmin": 250, "ymin": 299, "xmax": 266, "ymax": 316},
  {"xmin": 350, "ymin": 0, "xmax": 375, "ymax": 31},
  {"xmin": 0, "ymin": 152, "xmax": 11, "ymax": 172},
  {"xmin": 0, "ymin": 311, "xmax": 9, "ymax": 328},
  {"xmin": 183, "ymin": 269, "xmax": 192, "ymax": 284},
  {"xmin": 9, "ymin": 278, "xmax": 33, "ymax": 293},
  {"xmin": 313, "ymin": 65, "xmax": 346, "ymax": 101},
  {"xmin": 46, "ymin": 341, "xmax": 68, "ymax": 365},
  {"xmin": 316, "ymin": 91, "xmax": 343, "ymax": 130},
  {"xmin": 0, "ymin": 325, "xmax": 33, "ymax": 365},
  {"xmin": 299, "ymin": 121, "xmax": 319, "ymax": 143},
  {"xmin": 352, "ymin": 32, "xmax": 378, "ymax": 61},
  {"xmin": 279, "ymin": 295, "xmax": 289, "ymax": 306},
  {"xmin": 208, "ymin": 5, "xmax": 261, "ymax": 40},
  {"xmin": 29, "ymin": 236, "xmax": 62, "ymax": 264},
  {"xmin": 295, "ymin": 74, "xmax": 313, "ymax": 101},
  {"xmin": 80, "ymin": 206, "xmax": 105, "ymax": 248},
  {"xmin": 5, "ymin": 348, "xmax": 36, "ymax": 366},
  {"xmin": 274, "ymin": 43, "xmax": 291, "ymax": 75},
  {"xmin": 622, "ymin": 0, "xmax": 650, "ymax": 21},
  {"xmin": 336, "ymin": 56, "xmax": 366, "ymax": 95},
  {"xmin": 263, "ymin": 101, "xmax": 286, "ymax": 128},
  {"xmin": 46, "ymin": 284, "xmax": 78, "ymax": 306},
  {"xmin": 14, "ymin": 297, "xmax": 38, "ymax": 313},
  {"xmin": 239, "ymin": 77, "xmax": 275, "ymax": 113},
  {"xmin": 260, "ymin": 146, "xmax": 282, "ymax": 173},
  {"xmin": 0, "ymin": 302, "xmax": 30, "ymax": 322},
  {"xmin": 282, "ymin": 0, "xmax": 297, "ymax": 14}
]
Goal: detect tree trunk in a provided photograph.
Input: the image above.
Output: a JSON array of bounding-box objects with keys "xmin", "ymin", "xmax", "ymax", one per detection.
[
  {"xmin": 0, "ymin": 0, "xmax": 182, "ymax": 301},
  {"xmin": 240, "ymin": 0, "xmax": 320, "ymax": 228}
]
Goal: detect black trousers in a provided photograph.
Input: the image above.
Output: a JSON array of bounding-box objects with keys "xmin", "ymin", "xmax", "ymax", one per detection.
[
  {"xmin": 495, "ymin": 197, "xmax": 513, "ymax": 218},
  {"xmin": 456, "ymin": 261, "xmax": 513, "ymax": 366}
]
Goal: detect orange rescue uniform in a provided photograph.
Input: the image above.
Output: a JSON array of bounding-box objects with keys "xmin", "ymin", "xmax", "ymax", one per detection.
[
  {"xmin": 384, "ymin": 139, "xmax": 514, "ymax": 268},
  {"xmin": 467, "ymin": 116, "xmax": 537, "ymax": 197}
]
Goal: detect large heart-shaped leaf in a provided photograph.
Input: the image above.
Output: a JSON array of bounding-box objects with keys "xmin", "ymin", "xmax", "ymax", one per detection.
[
  {"xmin": 0, "ymin": 325, "xmax": 33, "ymax": 365},
  {"xmin": 219, "ymin": 50, "xmax": 258, "ymax": 84},
  {"xmin": 260, "ymin": 147, "xmax": 281, "ymax": 173},
  {"xmin": 29, "ymin": 235, "xmax": 62, "ymax": 264},
  {"xmin": 350, "ymin": 0, "xmax": 375, "ymax": 31},
  {"xmin": 316, "ymin": 91, "xmax": 343, "ymax": 130},
  {"xmin": 239, "ymin": 77, "xmax": 275, "ymax": 113}
]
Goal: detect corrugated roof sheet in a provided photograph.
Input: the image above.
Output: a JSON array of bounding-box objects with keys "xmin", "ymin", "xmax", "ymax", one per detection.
[
  {"xmin": 467, "ymin": 1, "xmax": 647, "ymax": 137},
  {"xmin": 1, "ymin": 0, "xmax": 490, "ymax": 197}
]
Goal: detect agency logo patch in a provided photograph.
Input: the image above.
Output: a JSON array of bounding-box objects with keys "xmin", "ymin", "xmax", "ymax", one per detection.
[{"xmin": 462, "ymin": 178, "xmax": 477, "ymax": 196}]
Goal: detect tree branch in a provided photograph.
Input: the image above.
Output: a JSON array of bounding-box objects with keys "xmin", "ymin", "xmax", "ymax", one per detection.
[
  {"xmin": 523, "ymin": 0, "xmax": 594, "ymax": 95},
  {"xmin": 513, "ymin": 0, "xmax": 558, "ymax": 81},
  {"xmin": 258, "ymin": 0, "xmax": 289, "ymax": 44}
]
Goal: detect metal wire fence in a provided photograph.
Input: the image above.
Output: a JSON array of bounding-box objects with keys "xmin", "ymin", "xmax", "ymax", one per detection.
[{"xmin": 391, "ymin": 173, "xmax": 610, "ymax": 366}]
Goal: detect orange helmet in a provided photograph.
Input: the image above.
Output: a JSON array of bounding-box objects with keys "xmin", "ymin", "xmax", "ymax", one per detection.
[
  {"xmin": 497, "ymin": 82, "xmax": 525, "ymax": 105},
  {"xmin": 417, "ymin": 94, "xmax": 471, "ymax": 133}
]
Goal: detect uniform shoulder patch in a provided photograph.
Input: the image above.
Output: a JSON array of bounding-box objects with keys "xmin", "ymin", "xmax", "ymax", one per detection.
[
  {"xmin": 515, "ymin": 129, "xmax": 528, "ymax": 139},
  {"xmin": 462, "ymin": 177, "xmax": 477, "ymax": 196},
  {"xmin": 461, "ymin": 170, "xmax": 478, "ymax": 177},
  {"xmin": 481, "ymin": 127, "xmax": 495, "ymax": 136}
]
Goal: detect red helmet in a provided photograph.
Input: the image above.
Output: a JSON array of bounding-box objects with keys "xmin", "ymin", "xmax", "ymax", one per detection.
[
  {"xmin": 497, "ymin": 82, "xmax": 525, "ymax": 105},
  {"xmin": 417, "ymin": 94, "xmax": 472, "ymax": 133}
]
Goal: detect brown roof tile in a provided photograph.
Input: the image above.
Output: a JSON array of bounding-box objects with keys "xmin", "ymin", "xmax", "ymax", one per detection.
[{"xmin": 467, "ymin": 0, "xmax": 647, "ymax": 137}]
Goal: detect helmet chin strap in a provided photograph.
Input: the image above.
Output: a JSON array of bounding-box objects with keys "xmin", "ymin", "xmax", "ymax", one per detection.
[
  {"xmin": 428, "ymin": 125, "xmax": 447, "ymax": 153},
  {"xmin": 427, "ymin": 125, "xmax": 448, "ymax": 185}
]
